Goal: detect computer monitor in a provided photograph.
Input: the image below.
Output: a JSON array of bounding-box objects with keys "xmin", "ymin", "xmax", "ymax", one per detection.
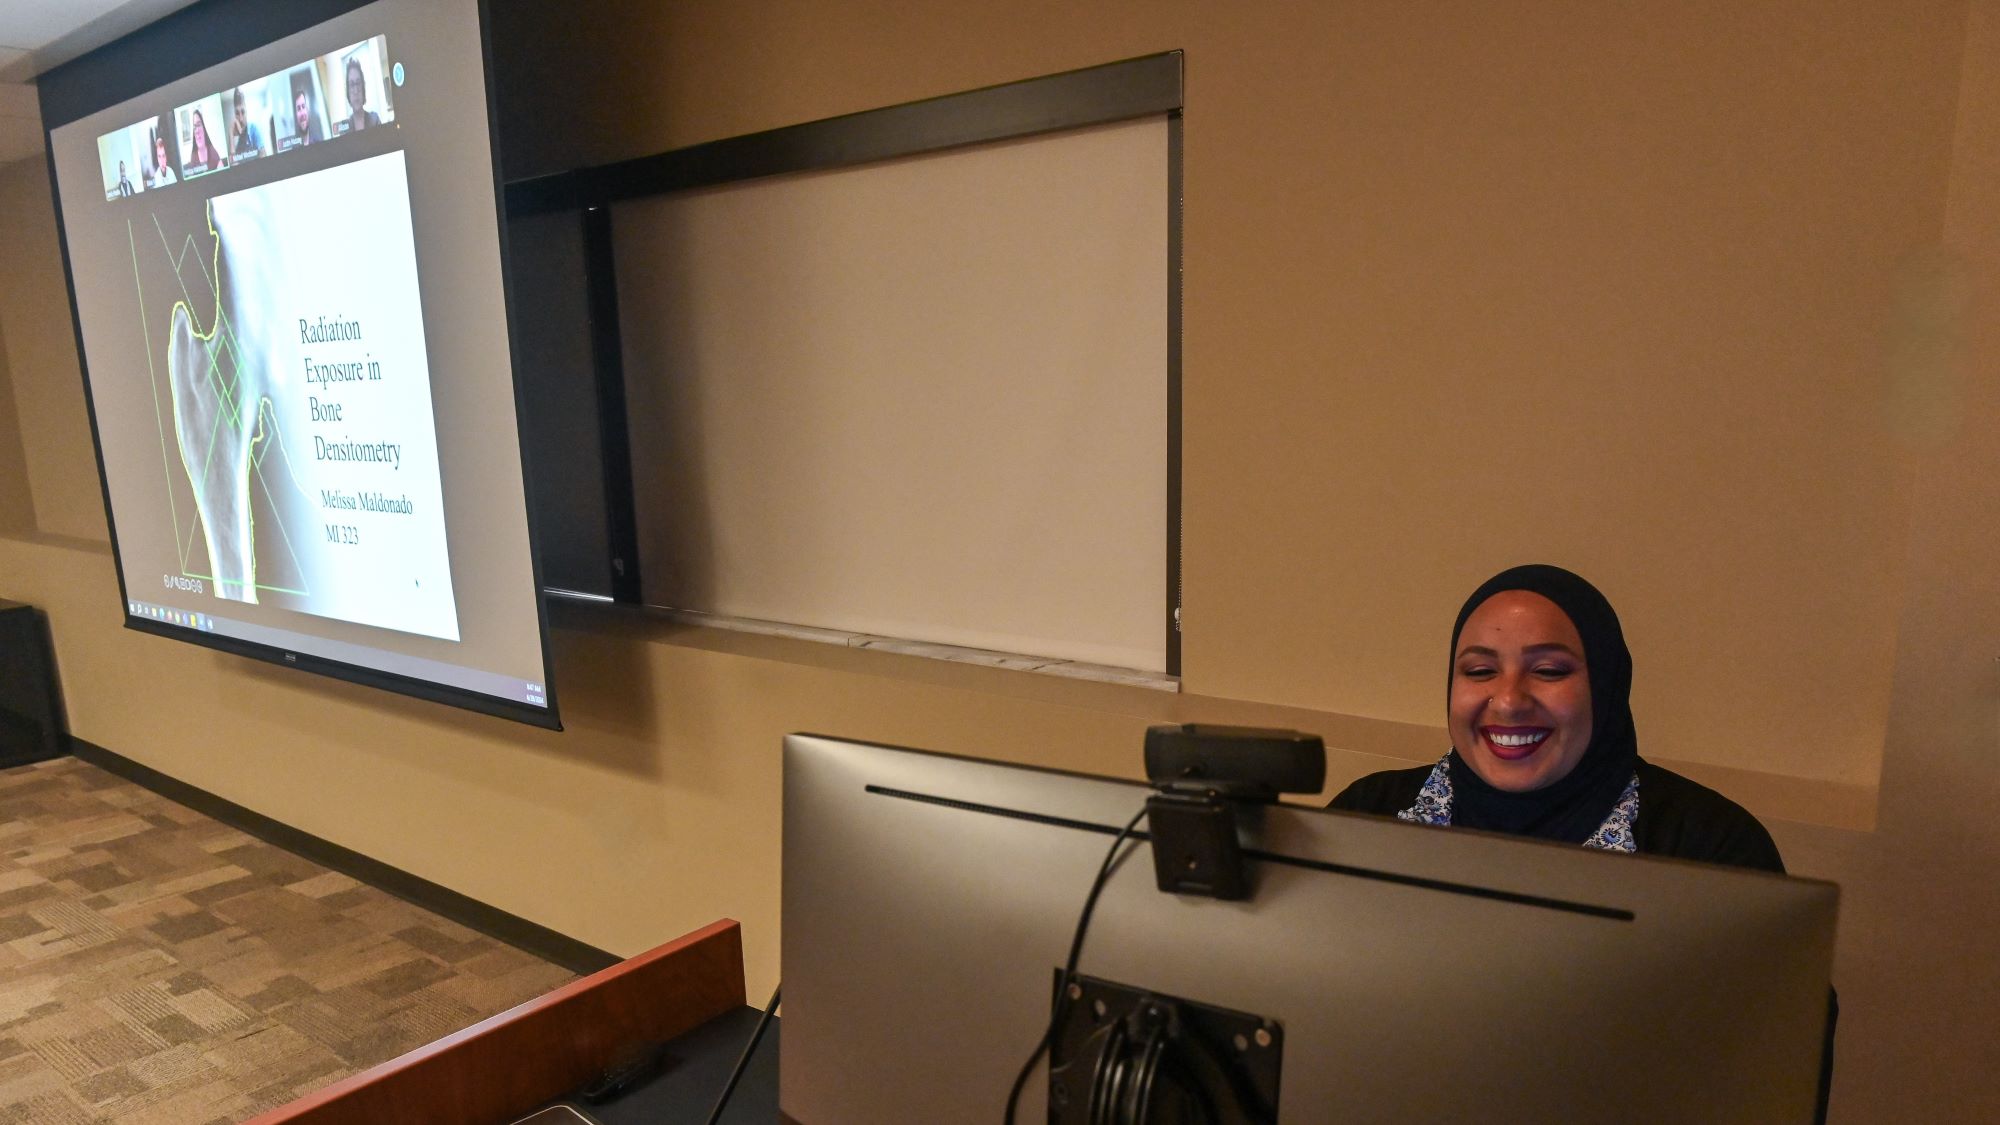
[{"xmin": 781, "ymin": 733, "xmax": 1837, "ymax": 1123}]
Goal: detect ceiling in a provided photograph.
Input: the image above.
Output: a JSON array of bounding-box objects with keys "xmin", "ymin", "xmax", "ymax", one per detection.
[{"xmin": 0, "ymin": 0, "xmax": 203, "ymax": 164}]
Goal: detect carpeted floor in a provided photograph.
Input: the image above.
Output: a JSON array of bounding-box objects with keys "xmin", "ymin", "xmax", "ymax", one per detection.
[{"xmin": 0, "ymin": 757, "xmax": 575, "ymax": 1123}]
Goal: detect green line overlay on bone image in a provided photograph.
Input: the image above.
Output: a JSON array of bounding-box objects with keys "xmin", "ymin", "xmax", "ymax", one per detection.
[{"xmin": 128, "ymin": 204, "xmax": 314, "ymax": 597}]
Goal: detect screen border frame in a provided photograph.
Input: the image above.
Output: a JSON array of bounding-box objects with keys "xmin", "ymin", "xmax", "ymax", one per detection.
[{"xmin": 36, "ymin": 0, "xmax": 564, "ymax": 730}]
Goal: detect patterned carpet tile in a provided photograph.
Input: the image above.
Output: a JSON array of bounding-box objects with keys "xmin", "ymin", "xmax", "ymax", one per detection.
[{"xmin": 0, "ymin": 758, "xmax": 575, "ymax": 1122}]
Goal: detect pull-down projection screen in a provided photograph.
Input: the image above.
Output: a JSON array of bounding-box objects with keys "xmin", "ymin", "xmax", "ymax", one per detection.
[
  {"xmin": 43, "ymin": 0, "xmax": 558, "ymax": 726},
  {"xmin": 614, "ymin": 118, "xmax": 1170, "ymax": 673}
]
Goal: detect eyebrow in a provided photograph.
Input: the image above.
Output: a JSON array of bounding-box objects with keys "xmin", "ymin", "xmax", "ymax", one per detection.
[{"xmin": 1456, "ymin": 643, "xmax": 1583, "ymax": 659}]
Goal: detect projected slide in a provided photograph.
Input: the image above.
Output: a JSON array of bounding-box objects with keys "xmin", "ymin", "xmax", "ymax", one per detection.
[
  {"xmin": 51, "ymin": 0, "xmax": 556, "ymax": 721},
  {"xmin": 134, "ymin": 150, "xmax": 460, "ymax": 640}
]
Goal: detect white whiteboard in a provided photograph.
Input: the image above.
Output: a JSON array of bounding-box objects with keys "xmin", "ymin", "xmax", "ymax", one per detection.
[{"xmin": 611, "ymin": 117, "xmax": 1170, "ymax": 671}]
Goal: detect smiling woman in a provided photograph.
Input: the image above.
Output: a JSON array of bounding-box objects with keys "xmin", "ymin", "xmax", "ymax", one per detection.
[
  {"xmin": 1331, "ymin": 564, "xmax": 1783, "ymax": 864},
  {"xmin": 1331, "ymin": 563, "xmax": 1836, "ymax": 1121},
  {"xmin": 1450, "ymin": 587, "xmax": 1597, "ymax": 796}
]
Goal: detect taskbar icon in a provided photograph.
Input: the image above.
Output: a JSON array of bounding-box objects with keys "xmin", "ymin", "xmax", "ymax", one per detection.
[{"xmin": 131, "ymin": 602, "xmax": 217, "ymax": 632}]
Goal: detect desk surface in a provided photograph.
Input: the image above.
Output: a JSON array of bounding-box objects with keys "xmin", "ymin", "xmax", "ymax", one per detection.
[{"xmin": 552, "ymin": 1006, "xmax": 779, "ymax": 1125}]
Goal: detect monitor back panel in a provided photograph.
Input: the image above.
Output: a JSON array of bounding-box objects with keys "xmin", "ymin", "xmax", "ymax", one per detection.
[{"xmin": 780, "ymin": 734, "xmax": 1837, "ymax": 1124}]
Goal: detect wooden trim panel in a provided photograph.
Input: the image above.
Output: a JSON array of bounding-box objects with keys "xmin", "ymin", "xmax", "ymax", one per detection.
[{"xmin": 248, "ymin": 918, "xmax": 747, "ymax": 1125}]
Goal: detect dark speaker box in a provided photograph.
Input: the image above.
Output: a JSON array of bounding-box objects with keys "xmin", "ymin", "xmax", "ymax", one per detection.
[{"xmin": 0, "ymin": 600, "xmax": 66, "ymax": 766}]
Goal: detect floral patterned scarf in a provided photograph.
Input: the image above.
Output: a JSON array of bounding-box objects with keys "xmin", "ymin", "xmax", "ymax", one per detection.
[{"xmin": 1397, "ymin": 753, "xmax": 1640, "ymax": 852}]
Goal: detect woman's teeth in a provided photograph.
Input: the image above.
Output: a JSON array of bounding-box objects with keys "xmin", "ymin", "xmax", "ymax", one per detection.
[{"xmin": 1482, "ymin": 729, "xmax": 1551, "ymax": 759}]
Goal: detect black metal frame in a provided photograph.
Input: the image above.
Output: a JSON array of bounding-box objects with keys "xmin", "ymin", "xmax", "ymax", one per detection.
[
  {"xmin": 36, "ymin": 0, "xmax": 368, "ymax": 127},
  {"xmin": 507, "ymin": 52, "xmax": 1183, "ymax": 214},
  {"xmin": 36, "ymin": 0, "xmax": 565, "ymax": 729},
  {"xmin": 1166, "ymin": 113, "xmax": 1184, "ymax": 675},
  {"xmin": 580, "ymin": 205, "xmax": 644, "ymax": 603},
  {"xmin": 517, "ymin": 51, "xmax": 1186, "ymax": 675},
  {"xmin": 1048, "ymin": 972, "xmax": 1284, "ymax": 1124}
]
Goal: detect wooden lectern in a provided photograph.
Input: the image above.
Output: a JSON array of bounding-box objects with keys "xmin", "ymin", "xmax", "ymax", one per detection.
[{"xmin": 248, "ymin": 919, "xmax": 747, "ymax": 1125}]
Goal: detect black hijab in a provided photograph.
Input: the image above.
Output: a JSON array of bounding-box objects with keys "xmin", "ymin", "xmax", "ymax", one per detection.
[{"xmin": 1445, "ymin": 564, "xmax": 1639, "ymax": 843}]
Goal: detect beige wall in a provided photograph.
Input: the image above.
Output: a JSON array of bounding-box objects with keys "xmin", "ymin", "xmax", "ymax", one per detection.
[
  {"xmin": 0, "ymin": 158, "xmax": 104, "ymax": 544},
  {"xmin": 493, "ymin": 0, "xmax": 1965, "ymax": 795},
  {"xmin": 1, "ymin": 1, "xmax": 1995, "ymax": 1119},
  {"xmin": 1813, "ymin": 0, "xmax": 2000, "ymax": 1114},
  {"xmin": 0, "ymin": 312, "xmax": 37, "ymax": 534}
]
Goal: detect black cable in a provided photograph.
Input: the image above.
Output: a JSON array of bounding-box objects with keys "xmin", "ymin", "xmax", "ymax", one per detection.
[
  {"xmin": 1004, "ymin": 802, "xmax": 1150, "ymax": 1124},
  {"xmin": 702, "ymin": 982, "xmax": 781, "ymax": 1125},
  {"xmin": 1132, "ymin": 1023, "xmax": 1167, "ymax": 1124}
]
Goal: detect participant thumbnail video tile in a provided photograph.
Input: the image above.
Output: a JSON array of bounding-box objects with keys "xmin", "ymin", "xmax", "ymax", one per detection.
[
  {"xmin": 174, "ymin": 94, "xmax": 231, "ymax": 179},
  {"xmin": 320, "ymin": 36, "xmax": 396, "ymax": 137},
  {"xmin": 95, "ymin": 120, "xmax": 152, "ymax": 200},
  {"xmin": 225, "ymin": 80, "xmax": 276, "ymax": 163}
]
